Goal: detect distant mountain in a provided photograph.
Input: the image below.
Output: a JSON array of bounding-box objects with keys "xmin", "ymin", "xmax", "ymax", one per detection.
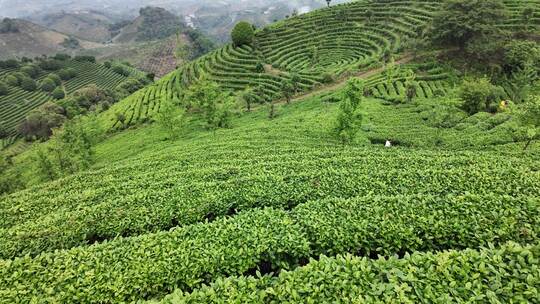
[
  {"xmin": 112, "ymin": 7, "xmax": 184, "ymax": 43},
  {"xmin": 0, "ymin": 18, "xmax": 101, "ymax": 59},
  {"xmin": 29, "ymin": 10, "xmax": 125, "ymax": 43}
]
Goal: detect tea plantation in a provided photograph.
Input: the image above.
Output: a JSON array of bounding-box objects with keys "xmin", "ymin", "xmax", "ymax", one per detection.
[
  {"xmin": 0, "ymin": 57, "xmax": 143, "ymax": 147},
  {"xmin": 0, "ymin": 0, "xmax": 539, "ymax": 302}
]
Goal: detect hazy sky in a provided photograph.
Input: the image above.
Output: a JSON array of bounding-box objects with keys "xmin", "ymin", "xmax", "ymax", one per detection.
[{"xmin": 0, "ymin": 0, "xmax": 347, "ymax": 18}]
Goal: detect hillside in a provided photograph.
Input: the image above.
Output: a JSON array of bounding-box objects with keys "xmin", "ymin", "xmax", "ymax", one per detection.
[
  {"xmin": 29, "ymin": 10, "xmax": 122, "ymax": 43},
  {"xmin": 112, "ymin": 6, "xmax": 184, "ymax": 43},
  {"xmin": 0, "ymin": 0, "xmax": 540, "ymax": 303},
  {"xmin": 0, "ymin": 56, "xmax": 145, "ymax": 146},
  {"xmin": 0, "ymin": 18, "xmax": 102, "ymax": 59}
]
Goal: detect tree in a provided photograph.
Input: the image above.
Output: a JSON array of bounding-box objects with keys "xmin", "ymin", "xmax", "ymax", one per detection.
[
  {"xmin": 184, "ymin": 77, "xmax": 235, "ymax": 129},
  {"xmin": 115, "ymin": 112, "xmax": 126, "ymax": 128},
  {"xmin": 430, "ymin": 0, "xmax": 507, "ymax": 49},
  {"xmin": 0, "ymin": 81, "xmax": 8, "ymax": 96},
  {"xmin": 61, "ymin": 37, "xmax": 80, "ymax": 49},
  {"xmin": 504, "ymin": 40, "xmax": 540, "ymax": 73},
  {"xmin": 40, "ymin": 78, "xmax": 57, "ymax": 92},
  {"xmin": 0, "ymin": 18, "xmax": 19, "ymax": 33},
  {"xmin": 48, "ymin": 73, "xmax": 62, "ymax": 86},
  {"xmin": 518, "ymin": 96, "xmax": 540, "ymax": 150},
  {"xmin": 281, "ymin": 79, "xmax": 294, "ymax": 104},
  {"xmin": 35, "ymin": 148, "xmax": 57, "ymax": 182},
  {"xmin": 240, "ymin": 87, "xmax": 256, "ymax": 111},
  {"xmin": 5, "ymin": 75, "xmax": 19, "ymax": 86},
  {"xmin": 290, "ymin": 73, "xmax": 302, "ymax": 93},
  {"xmin": 268, "ymin": 102, "xmax": 276, "ymax": 119},
  {"xmin": 20, "ymin": 77, "xmax": 37, "ymax": 92},
  {"xmin": 326, "ymin": 0, "xmax": 332, "ymax": 7},
  {"xmin": 334, "ymin": 79, "xmax": 364, "ymax": 145},
  {"xmin": 21, "ymin": 65, "xmax": 40, "ymax": 79},
  {"xmin": 405, "ymin": 82, "xmax": 418, "ymax": 102},
  {"xmin": 155, "ymin": 101, "xmax": 186, "ymax": 140},
  {"xmin": 58, "ymin": 68, "xmax": 77, "ymax": 80},
  {"xmin": 231, "ymin": 21, "xmax": 254, "ymax": 47},
  {"xmin": 52, "ymin": 86, "xmax": 65, "ymax": 100},
  {"xmin": 18, "ymin": 102, "xmax": 65, "ymax": 140},
  {"xmin": 459, "ymin": 78, "xmax": 504, "ymax": 114}
]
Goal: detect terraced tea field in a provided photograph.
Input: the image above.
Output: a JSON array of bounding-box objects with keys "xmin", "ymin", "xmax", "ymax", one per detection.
[
  {"xmin": 103, "ymin": 0, "xmax": 540, "ymax": 130},
  {"xmin": 0, "ymin": 60, "xmax": 143, "ymax": 148},
  {"xmin": 1, "ymin": 0, "xmax": 539, "ymax": 302}
]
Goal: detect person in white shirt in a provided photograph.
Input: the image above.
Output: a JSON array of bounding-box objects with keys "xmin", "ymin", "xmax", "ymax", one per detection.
[{"xmin": 385, "ymin": 140, "xmax": 392, "ymax": 147}]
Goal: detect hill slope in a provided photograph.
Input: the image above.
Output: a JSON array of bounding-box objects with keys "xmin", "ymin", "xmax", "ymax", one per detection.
[
  {"xmin": 29, "ymin": 10, "xmax": 120, "ymax": 43},
  {"xmin": 0, "ymin": 18, "xmax": 102, "ymax": 59},
  {"xmin": 0, "ymin": 0, "xmax": 539, "ymax": 303},
  {"xmin": 0, "ymin": 57, "xmax": 144, "ymax": 146}
]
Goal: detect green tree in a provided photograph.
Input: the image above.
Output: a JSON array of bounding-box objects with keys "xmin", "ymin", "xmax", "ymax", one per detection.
[
  {"xmin": 155, "ymin": 101, "xmax": 186, "ymax": 140},
  {"xmin": 58, "ymin": 68, "xmax": 77, "ymax": 80},
  {"xmin": 18, "ymin": 102, "xmax": 65, "ymax": 140},
  {"xmin": 405, "ymin": 82, "xmax": 418, "ymax": 102},
  {"xmin": 290, "ymin": 73, "xmax": 302, "ymax": 93},
  {"xmin": 40, "ymin": 78, "xmax": 57, "ymax": 92},
  {"xmin": 281, "ymin": 79, "xmax": 294, "ymax": 104},
  {"xmin": 115, "ymin": 112, "xmax": 126, "ymax": 128},
  {"xmin": 430, "ymin": 0, "xmax": 507, "ymax": 49},
  {"xmin": 231, "ymin": 21, "xmax": 254, "ymax": 47},
  {"xmin": 240, "ymin": 87, "xmax": 256, "ymax": 111},
  {"xmin": 5, "ymin": 75, "xmax": 19, "ymax": 86},
  {"xmin": 459, "ymin": 78, "xmax": 504, "ymax": 114},
  {"xmin": 518, "ymin": 96, "xmax": 540, "ymax": 150},
  {"xmin": 184, "ymin": 77, "xmax": 235, "ymax": 129},
  {"xmin": 20, "ymin": 77, "xmax": 37, "ymax": 92},
  {"xmin": 334, "ymin": 79, "xmax": 364, "ymax": 145},
  {"xmin": 52, "ymin": 86, "xmax": 65, "ymax": 100},
  {"xmin": 48, "ymin": 73, "xmax": 62, "ymax": 86},
  {"xmin": 21, "ymin": 65, "xmax": 40, "ymax": 78},
  {"xmin": 0, "ymin": 81, "xmax": 8, "ymax": 96},
  {"xmin": 35, "ymin": 148, "xmax": 57, "ymax": 182}
]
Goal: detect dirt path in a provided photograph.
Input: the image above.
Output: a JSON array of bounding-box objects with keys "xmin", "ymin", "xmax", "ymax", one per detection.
[{"xmin": 288, "ymin": 54, "xmax": 415, "ymax": 103}]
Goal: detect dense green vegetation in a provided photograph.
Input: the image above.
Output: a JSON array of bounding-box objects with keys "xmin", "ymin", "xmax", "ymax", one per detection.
[
  {"xmin": 159, "ymin": 242, "xmax": 539, "ymax": 303},
  {"xmin": 0, "ymin": 0, "xmax": 539, "ymax": 302},
  {"xmin": 0, "ymin": 56, "xmax": 145, "ymax": 147}
]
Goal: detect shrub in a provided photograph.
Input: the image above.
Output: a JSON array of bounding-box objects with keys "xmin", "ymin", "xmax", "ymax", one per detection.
[
  {"xmin": 73, "ymin": 55, "xmax": 96, "ymax": 63},
  {"xmin": 40, "ymin": 78, "xmax": 56, "ymax": 92},
  {"xmin": 0, "ymin": 81, "xmax": 9, "ymax": 96},
  {"xmin": 52, "ymin": 53, "xmax": 71, "ymax": 61},
  {"xmin": 164, "ymin": 242, "xmax": 540, "ymax": 303},
  {"xmin": 0, "ymin": 59, "xmax": 19, "ymax": 68},
  {"xmin": 18, "ymin": 102, "xmax": 65, "ymax": 140},
  {"xmin": 504, "ymin": 40, "xmax": 540, "ymax": 72},
  {"xmin": 52, "ymin": 87, "xmax": 65, "ymax": 100},
  {"xmin": 459, "ymin": 78, "xmax": 504, "ymax": 114},
  {"xmin": 231, "ymin": 21, "xmax": 254, "ymax": 47},
  {"xmin": 20, "ymin": 77, "xmax": 37, "ymax": 92},
  {"xmin": 20, "ymin": 65, "xmax": 40, "ymax": 78},
  {"xmin": 58, "ymin": 68, "xmax": 77, "ymax": 80},
  {"xmin": 38, "ymin": 59, "xmax": 62, "ymax": 71},
  {"xmin": 430, "ymin": 0, "xmax": 507, "ymax": 49},
  {"xmin": 112, "ymin": 65, "xmax": 130, "ymax": 76},
  {"xmin": 5, "ymin": 75, "xmax": 19, "ymax": 86},
  {"xmin": 48, "ymin": 73, "xmax": 62, "ymax": 86}
]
